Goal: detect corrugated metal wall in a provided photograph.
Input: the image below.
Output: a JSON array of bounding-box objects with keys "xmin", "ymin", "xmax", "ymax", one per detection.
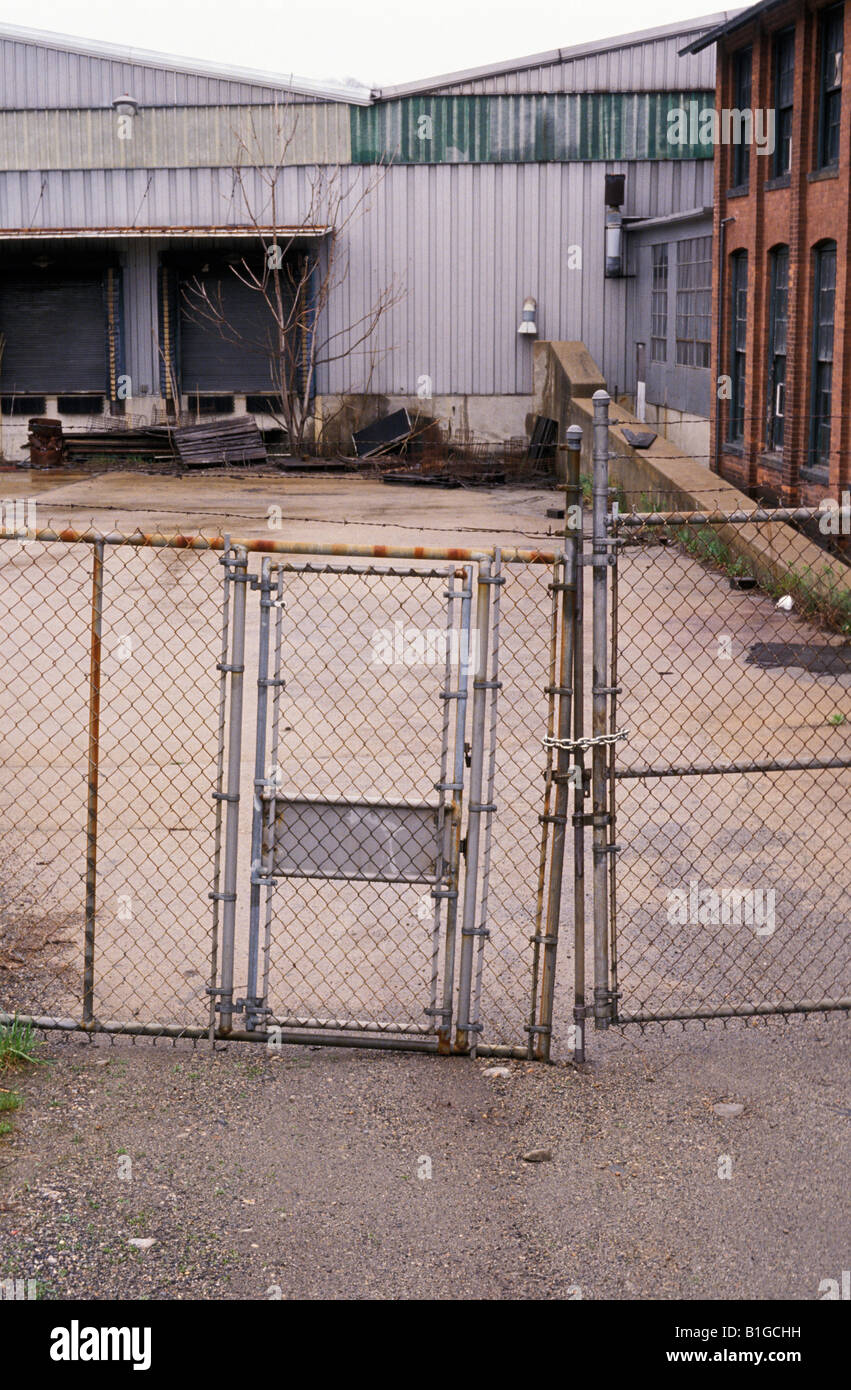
[
  {"xmin": 424, "ymin": 26, "xmax": 719, "ymax": 94},
  {"xmin": 120, "ymin": 239, "xmax": 161, "ymax": 397},
  {"xmin": 2, "ymin": 94, "xmax": 714, "ymax": 169},
  {"xmin": 350, "ymin": 93, "xmax": 713, "ymax": 163},
  {"xmin": 0, "ymin": 23, "xmax": 719, "ymax": 403},
  {"xmin": 0, "ymin": 24, "xmax": 718, "ymax": 107},
  {"xmin": 0, "ymin": 158, "xmax": 714, "ymax": 399},
  {"xmin": 0, "ymin": 105, "xmax": 352, "ymax": 169},
  {"xmin": 0, "ymin": 34, "xmax": 320, "ymax": 107},
  {"xmin": 315, "ymin": 159, "xmax": 714, "ymax": 398}
]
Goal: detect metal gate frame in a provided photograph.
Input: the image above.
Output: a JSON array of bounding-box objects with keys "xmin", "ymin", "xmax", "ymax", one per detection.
[
  {"xmin": 207, "ymin": 546, "xmax": 511, "ymax": 1054},
  {"xmin": 540, "ymin": 390, "xmax": 851, "ymax": 1047}
]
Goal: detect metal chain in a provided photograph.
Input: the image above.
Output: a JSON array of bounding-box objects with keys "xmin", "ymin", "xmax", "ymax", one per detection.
[{"xmin": 542, "ymin": 728, "xmax": 630, "ymax": 753}]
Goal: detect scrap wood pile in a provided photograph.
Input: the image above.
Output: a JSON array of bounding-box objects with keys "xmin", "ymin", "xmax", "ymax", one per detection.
[
  {"xmin": 171, "ymin": 416, "xmax": 266, "ymax": 467},
  {"xmin": 21, "ymin": 414, "xmax": 268, "ymax": 469}
]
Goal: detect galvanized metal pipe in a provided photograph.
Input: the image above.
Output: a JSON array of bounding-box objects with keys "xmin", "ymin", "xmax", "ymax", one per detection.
[
  {"xmin": 569, "ymin": 431, "xmax": 587, "ymax": 1063},
  {"xmin": 438, "ymin": 564, "xmax": 474, "ymax": 1052},
  {"xmin": 261, "ymin": 566, "xmax": 286, "ymax": 1022},
  {"xmin": 616, "ymin": 756, "xmax": 851, "ymax": 779},
  {"xmin": 217, "ymin": 545, "xmax": 248, "ymax": 1034},
  {"xmin": 208, "ymin": 535, "xmax": 234, "ymax": 1041},
  {"xmin": 591, "ymin": 391, "xmax": 613, "ymax": 1030},
  {"xmin": 469, "ymin": 549, "xmax": 502, "ymax": 1060},
  {"xmin": 428, "ymin": 573, "xmax": 457, "ymax": 1027},
  {"xmin": 245, "ymin": 557, "xmax": 273, "ymax": 1029},
  {"xmin": 536, "ymin": 427, "xmax": 584, "ymax": 1061},
  {"xmin": 454, "ymin": 558, "xmax": 493, "ymax": 1053},
  {"xmin": 82, "ymin": 540, "xmax": 105, "ymax": 1025},
  {"xmin": 617, "ymin": 998, "xmax": 851, "ymax": 1025},
  {"xmin": 607, "ymin": 517, "xmax": 621, "ymax": 1028},
  {"xmin": 615, "ymin": 507, "xmax": 833, "ymax": 527}
]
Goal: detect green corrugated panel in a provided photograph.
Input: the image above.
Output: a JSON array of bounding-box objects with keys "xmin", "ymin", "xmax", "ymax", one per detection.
[
  {"xmin": 350, "ymin": 92, "xmax": 713, "ymax": 163},
  {"xmin": 350, "ymin": 96, "xmax": 491, "ymax": 163}
]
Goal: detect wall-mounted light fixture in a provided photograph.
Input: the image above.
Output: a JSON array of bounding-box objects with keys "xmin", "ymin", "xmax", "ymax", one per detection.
[
  {"xmin": 517, "ymin": 296, "xmax": 538, "ymax": 336},
  {"xmin": 111, "ymin": 94, "xmax": 139, "ymax": 117}
]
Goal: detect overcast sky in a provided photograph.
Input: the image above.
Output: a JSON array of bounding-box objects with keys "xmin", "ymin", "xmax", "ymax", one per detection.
[{"xmin": 1, "ymin": 0, "xmax": 733, "ymax": 87}]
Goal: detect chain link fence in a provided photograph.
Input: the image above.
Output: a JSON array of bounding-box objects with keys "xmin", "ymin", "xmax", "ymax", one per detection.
[
  {"xmin": 610, "ymin": 503, "xmax": 851, "ymax": 1025},
  {"xmin": 3, "ymin": 466, "xmax": 849, "ymax": 1057},
  {"xmin": 0, "ymin": 527, "xmax": 563, "ymax": 1055},
  {"xmin": 0, "ymin": 534, "xmax": 224, "ymax": 1034}
]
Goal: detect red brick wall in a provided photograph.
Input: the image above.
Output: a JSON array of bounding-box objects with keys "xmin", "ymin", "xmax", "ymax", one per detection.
[{"xmin": 710, "ymin": 0, "xmax": 849, "ymax": 505}]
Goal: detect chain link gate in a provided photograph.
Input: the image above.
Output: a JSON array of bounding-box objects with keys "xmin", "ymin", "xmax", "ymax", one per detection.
[
  {"xmin": 207, "ymin": 546, "xmax": 511, "ymax": 1053},
  {"xmin": 545, "ymin": 392, "xmax": 851, "ymax": 1046}
]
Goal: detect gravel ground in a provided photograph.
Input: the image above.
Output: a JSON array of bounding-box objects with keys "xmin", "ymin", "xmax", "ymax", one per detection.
[{"xmin": 1, "ymin": 1015, "xmax": 847, "ymax": 1301}]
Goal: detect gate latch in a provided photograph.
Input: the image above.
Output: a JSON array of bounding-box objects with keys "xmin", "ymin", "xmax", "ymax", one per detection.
[{"xmin": 572, "ymin": 811, "xmax": 612, "ymax": 828}]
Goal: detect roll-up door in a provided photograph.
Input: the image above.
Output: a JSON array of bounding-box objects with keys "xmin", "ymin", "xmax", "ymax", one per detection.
[
  {"xmin": 0, "ymin": 272, "xmax": 108, "ymax": 394},
  {"xmin": 178, "ymin": 266, "xmax": 295, "ymax": 395}
]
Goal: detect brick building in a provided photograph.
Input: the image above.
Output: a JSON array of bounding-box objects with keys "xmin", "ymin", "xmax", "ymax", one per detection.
[{"xmin": 684, "ymin": 0, "xmax": 848, "ymax": 506}]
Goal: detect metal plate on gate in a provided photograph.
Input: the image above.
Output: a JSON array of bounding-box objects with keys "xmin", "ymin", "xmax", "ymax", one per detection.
[{"xmin": 264, "ymin": 799, "xmax": 442, "ymax": 883}]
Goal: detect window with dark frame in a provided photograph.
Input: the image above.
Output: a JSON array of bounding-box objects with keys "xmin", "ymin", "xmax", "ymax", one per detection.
[
  {"xmin": 675, "ymin": 236, "xmax": 712, "ymax": 368},
  {"xmin": 817, "ymin": 4, "xmax": 844, "ymax": 169},
  {"xmin": 728, "ymin": 251, "xmax": 748, "ymax": 443},
  {"xmin": 773, "ymin": 29, "xmax": 795, "ymax": 178},
  {"xmin": 650, "ymin": 243, "xmax": 668, "ymax": 362},
  {"xmin": 809, "ymin": 241, "xmax": 836, "ymax": 471},
  {"xmin": 731, "ymin": 47, "xmax": 752, "ymax": 188},
  {"xmin": 767, "ymin": 246, "xmax": 789, "ymax": 451}
]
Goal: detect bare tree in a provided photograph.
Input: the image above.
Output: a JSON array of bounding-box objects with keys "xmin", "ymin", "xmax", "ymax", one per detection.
[{"xmin": 181, "ymin": 103, "xmax": 403, "ymax": 454}]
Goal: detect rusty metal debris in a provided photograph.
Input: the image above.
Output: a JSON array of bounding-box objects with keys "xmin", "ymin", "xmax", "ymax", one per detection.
[{"xmin": 27, "ymin": 416, "xmax": 64, "ymax": 467}]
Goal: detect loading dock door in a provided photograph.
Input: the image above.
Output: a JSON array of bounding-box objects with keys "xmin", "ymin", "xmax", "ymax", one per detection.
[
  {"xmin": 178, "ymin": 265, "xmax": 295, "ymax": 395},
  {"xmin": 0, "ymin": 273, "xmax": 108, "ymax": 393}
]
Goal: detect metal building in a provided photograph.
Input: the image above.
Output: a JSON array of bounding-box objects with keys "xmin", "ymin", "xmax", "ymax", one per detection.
[{"xmin": 0, "ymin": 16, "xmax": 722, "ymax": 456}]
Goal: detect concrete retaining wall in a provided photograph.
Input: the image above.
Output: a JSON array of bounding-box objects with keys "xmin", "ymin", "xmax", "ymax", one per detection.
[{"xmin": 533, "ymin": 340, "xmax": 850, "ymax": 610}]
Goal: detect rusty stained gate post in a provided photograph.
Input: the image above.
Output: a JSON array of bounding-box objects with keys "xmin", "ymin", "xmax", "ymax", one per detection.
[
  {"xmin": 591, "ymin": 390, "xmax": 616, "ymax": 1029},
  {"xmin": 82, "ymin": 539, "xmax": 105, "ymax": 1025},
  {"xmin": 533, "ymin": 424, "xmax": 584, "ymax": 1060}
]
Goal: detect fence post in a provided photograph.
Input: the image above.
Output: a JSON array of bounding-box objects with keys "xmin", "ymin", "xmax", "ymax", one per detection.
[
  {"xmin": 245, "ymin": 557, "xmax": 273, "ymax": 1031},
  {"xmin": 534, "ymin": 425, "xmax": 583, "ymax": 1060},
  {"xmin": 454, "ymin": 558, "xmax": 493, "ymax": 1054},
  {"xmin": 217, "ymin": 545, "xmax": 248, "ymax": 1035},
  {"xmin": 82, "ymin": 539, "xmax": 104, "ymax": 1025},
  {"xmin": 568, "ymin": 428, "xmax": 587, "ymax": 1063},
  {"xmin": 591, "ymin": 390, "xmax": 614, "ymax": 1029},
  {"xmin": 436, "ymin": 564, "xmax": 474, "ymax": 1053}
]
